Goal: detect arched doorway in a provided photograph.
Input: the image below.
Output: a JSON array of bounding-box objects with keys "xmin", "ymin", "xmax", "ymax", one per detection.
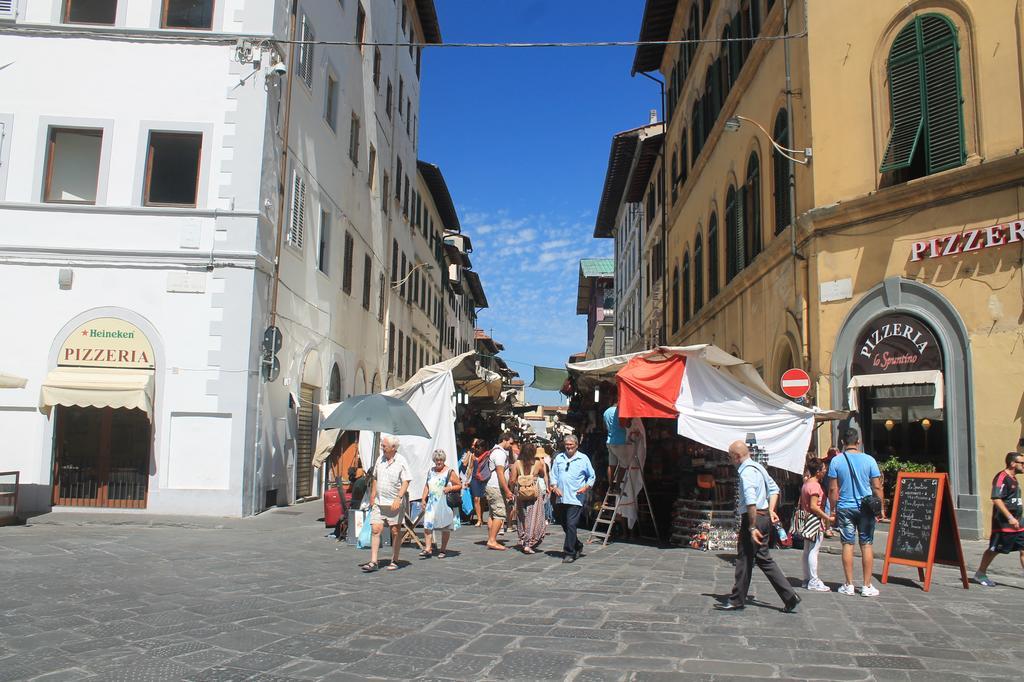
[
  {"xmin": 830, "ymin": 277, "xmax": 978, "ymax": 538},
  {"xmin": 295, "ymin": 351, "xmax": 322, "ymax": 500},
  {"xmin": 43, "ymin": 317, "xmax": 156, "ymax": 508},
  {"xmin": 328, "ymin": 363, "xmax": 342, "ymax": 403}
]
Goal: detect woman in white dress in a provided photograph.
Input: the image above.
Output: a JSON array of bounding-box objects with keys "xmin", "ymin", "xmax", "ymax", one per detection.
[{"xmin": 420, "ymin": 449, "xmax": 461, "ymax": 558}]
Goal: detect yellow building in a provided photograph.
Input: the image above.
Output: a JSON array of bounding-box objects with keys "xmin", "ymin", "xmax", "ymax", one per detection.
[{"xmin": 632, "ymin": 0, "xmax": 1024, "ymax": 538}]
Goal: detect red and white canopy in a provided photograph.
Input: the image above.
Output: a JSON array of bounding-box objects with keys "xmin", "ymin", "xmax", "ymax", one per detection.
[{"xmin": 567, "ymin": 345, "xmax": 842, "ymax": 475}]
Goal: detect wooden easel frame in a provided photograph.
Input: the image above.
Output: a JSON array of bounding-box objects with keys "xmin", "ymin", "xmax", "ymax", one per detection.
[{"xmin": 881, "ymin": 472, "xmax": 968, "ymax": 592}]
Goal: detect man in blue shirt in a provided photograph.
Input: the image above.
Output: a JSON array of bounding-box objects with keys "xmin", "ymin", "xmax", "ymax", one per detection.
[
  {"xmin": 828, "ymin": 428, "xmax": 884, "ymax": 597},
  {"xmin": 716, "ymin": 440, "xmax": 800, "ymax": 613},
  {"xmin": 604, "ymin": 397, "xmax": 630, "ymax": 491},
  {"xmin": 550, "ymin": 434, "xmax": 595, "ymax": 563}
]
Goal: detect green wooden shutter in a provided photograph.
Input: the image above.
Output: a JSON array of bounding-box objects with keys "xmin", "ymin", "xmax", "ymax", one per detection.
[
  {"xmin": 920, "ymin": 14, "xmax": 965, "ymax": 173},
  {"xmin": 880, "ymin": 24, "xmax": 924, "ymax": 172},
  {"xmin": 729, "ymin": 14, "xmax": 743, "ymax": 80},
  {"xmin": 735, "ymin": 185, "xmax": 746, "ymax": 274}
]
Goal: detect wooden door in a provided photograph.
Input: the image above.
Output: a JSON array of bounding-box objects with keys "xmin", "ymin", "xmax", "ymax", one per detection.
[{"xmin": 294, "ymin": 384, "xmax": 317, "ymax": 499}]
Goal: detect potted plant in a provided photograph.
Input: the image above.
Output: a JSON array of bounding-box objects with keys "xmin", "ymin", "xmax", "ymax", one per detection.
[{"xmin": 878, "ymin": 456, "xmax": 936, "ymax": 517}]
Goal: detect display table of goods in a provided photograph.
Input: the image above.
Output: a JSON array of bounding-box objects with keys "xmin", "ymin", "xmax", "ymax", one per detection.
[{"xmin": 670, "ymin": 498, "xmax": 738, "ymax": 551}]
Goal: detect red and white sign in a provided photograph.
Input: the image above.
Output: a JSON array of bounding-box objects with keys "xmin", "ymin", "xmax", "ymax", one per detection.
[
  {"xmin": 910, "ymin": 220, "xmax": 1024, "ymax": 262},
  {"xmin": 780, "ymin": 368, "xmax": 811, "ymax": 399}
]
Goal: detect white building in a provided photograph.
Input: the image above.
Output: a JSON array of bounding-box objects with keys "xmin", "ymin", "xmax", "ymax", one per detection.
[
  {"xmin": 0, "ymin": 0, "xmax": 441, "ymax": 516},
  {"xmin": 593, "ymin": 118, "xmax": 664, "ymax": 354}
]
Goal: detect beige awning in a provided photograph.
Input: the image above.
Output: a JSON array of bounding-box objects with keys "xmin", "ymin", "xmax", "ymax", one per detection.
[
  {"xmin": 0, "ymin": 372, "xmax": 27, "ymax": 389},
  {"xmin": 847, "ymin": 370, "xmax": 944, "ymax": 412},
  {"xmin": 39, "ymin": 367, "xmax": 155, "ymax": 418}
]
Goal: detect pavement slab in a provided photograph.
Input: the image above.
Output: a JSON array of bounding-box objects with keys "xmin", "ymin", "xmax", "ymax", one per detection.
[{"xmin": 2, "ymin": 500, "xmax": 1020, "ymax": 681}]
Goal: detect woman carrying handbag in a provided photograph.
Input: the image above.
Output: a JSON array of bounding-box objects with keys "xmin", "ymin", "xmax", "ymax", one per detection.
[{"xmin": 797, "ymin": 458, "xmax": 832, "ymax": 591}]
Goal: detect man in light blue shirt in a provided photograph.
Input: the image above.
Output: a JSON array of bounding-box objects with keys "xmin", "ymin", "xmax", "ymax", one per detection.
[
  {"xmin": 550, "ymin": 434, "xmax": 595, "ymax": 563},
  {"xmin": 604, "ymin": 398, "xmax": 630, "ymax": 490},
  {"xmin": 828, "ymin": 428, "xmax": 884, "ymax": 597},
  {"xmin": 716, "ymin": 440, "xmax": 800, "ymax": 613}
]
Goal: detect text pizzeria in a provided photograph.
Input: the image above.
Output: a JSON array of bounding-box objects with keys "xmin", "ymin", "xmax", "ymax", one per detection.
[{"xmin": 910, "ymin": 220, "xmax": 1024, "ymax": 262}]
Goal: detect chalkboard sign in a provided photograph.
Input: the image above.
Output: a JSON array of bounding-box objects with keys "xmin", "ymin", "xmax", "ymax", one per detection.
[{"xmin": 882, "ymin": 473, "xmax": 968, "ymax": 592}]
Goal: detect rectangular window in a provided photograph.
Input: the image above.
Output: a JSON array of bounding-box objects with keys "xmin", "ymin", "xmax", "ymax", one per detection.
[
  {"xmin": 391, "ymin": 239, "xmax": 398, "ymax": 285},
  {"xmin": 385, "ymin": 79, "xmax": 393, "ymax": 118},
  {"xmin": 403, "ymin": 174, "xmax": 409, "ymax": 216},
  {"xmin": 400, "ymin": 253, "xmax": 407, "ymax": 298},
  {"xmin": 406, "ymin": 100, "xmax": 411, "ymax": 135},
  {"xmin": 397, "ymin": 331, "xmax": 404, "ymax": 379},
  {"xmin": 388, "ymin": 324, "xmax": 396, "ymax": 373},
  {"xmin": 287, "ymin": 171, "xmax": 306, "ymax": 249},
  {"xmin": 373, "ymin": 47, "xmax": 382, "ymax": 88},
  {"xmin": 43, "ymin": 127, "xmax": 102, "ymax": 204},
  {"xmin": 342, "ymin": 232, "xmax": 354, "ymax": 294},
  {"xmin": 382, "ymin": 173, "xmax": 390, "ymax": 213},
  {"xmin": 64, "ymin": 0, "xmax": 117, "ymax": 25},
  {"xmin": 355, "ymin": 2, "xmax": 366, "ymax": 50},
  {"xmin": 367, "ymin": 144, "xmax": 376, "ymax": 188},
  {"xmin": 324, "ymin": 73, "xmax": 338, "ymax": 130},
  {"xmin": 401, "ymin": 3, "xmax": 407, "ymax": 35},
  {"xmin": 398, "ymin": 78, "xmax": 404, "ymax": 117},
  {"xmin": 161, "ymin": 0, "xmax": 213, "ymax": 29},
  {"xmin": 144, "ymin": 131, "xmax": 202, "ymax": 207},
  {"xmin": 415, "ymin": 46, "xmax": 422, "ymax": 77},
  {"xmin": 317, "ymin": 208, "xmax": 330, "ymax": 274},
  {"xmin": 405, "ymin": 336, "xmax": 412, "ymax": 378},
  {"xmin": 362, "ymin": 254, "xmax": 372, "ymax": 310},
  {"xmin": 395, "ymin": 158, "xmax": 403, "ymax": 199},
  {"xmin": 348, "ymin": 113, "xmax": 360, "ymax": 165},
  {"xmin": 378, "ymin": 273, "xmax": 386, "ymax": 321},
  {"xmin": 297, "ymin": 14, "xmax": 315, "ymax": 88}
]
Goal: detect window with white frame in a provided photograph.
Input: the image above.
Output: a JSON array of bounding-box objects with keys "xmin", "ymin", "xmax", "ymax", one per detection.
[
  {"xmin": 161, "ymin": 0, "xmax": 213, "ymax": 30},
  {"xmin": 287, "ymin": 171, "xmax": 306, "ymax": 250},
  {"xmin": 64, "ymin": 0, "xmax": 117, "ymax": 24},
  {"xmin": 144, "ymin": 131, "xmax": 202, "ymax": 207},
  {"xmin": 317, "ymin": 207, "xmax": 330, "ymax": 274},
  {"xmin": 43, "ymin": 127, "xmax": 102, "ymax": 204},
  {"xmin": 298, "ymin": 14, "xmax": 315, "ymax": 88},
  {"xmin": 324, "ymin": 72, "xmax": 338, "ymax": 130},
  {"xmin": 348, "ymin": 113, "xmax": 360, "ymax": 165}
]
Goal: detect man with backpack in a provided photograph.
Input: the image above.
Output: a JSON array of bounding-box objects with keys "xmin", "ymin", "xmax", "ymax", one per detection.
[
  {"xmin": 481, "ymin": 432, "xmax": 514, "ymax": 550},
  {"xmin": 827, "ymin": 427, "xmax": 885, "ymax": 597}
]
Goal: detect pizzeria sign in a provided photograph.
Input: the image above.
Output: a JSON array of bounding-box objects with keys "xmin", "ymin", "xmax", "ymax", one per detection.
[
  {"xmin": 910, "ymin": 220, "xmax": 1024, "ymax": 262},
  {"xmin": 851, "ymin": 314, "xmax": 941, "ymax": 376},
  {"xmin": 59, "ymin": 318, "xmax": 155, "ymax": 369}
]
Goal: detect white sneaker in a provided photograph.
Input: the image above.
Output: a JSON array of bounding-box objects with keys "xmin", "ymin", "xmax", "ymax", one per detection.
[
  {"xmin": 837, "ymin": 583, "xmax": 856, "ymax": 596},
  {"xmin": 861, "ymin": 584, "xmax": 880, "ymax": 597},
  {"xmin": 807, "ymin": 579, "xmax": 830, "ymax": 592},
  {"xmin": 974, "ymin": 573, "xmax": 996, "ymax": 587}
]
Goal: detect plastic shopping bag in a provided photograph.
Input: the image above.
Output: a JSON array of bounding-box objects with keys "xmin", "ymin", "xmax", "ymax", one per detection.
[{"xmin": 357, "ymin": 509, "xmax": 372, "ymax": 549}]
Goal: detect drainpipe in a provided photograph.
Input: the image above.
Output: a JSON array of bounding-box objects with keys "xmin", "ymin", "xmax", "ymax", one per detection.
[
  {"xmin": 268, "ymin": 1, "xmax": 299, "ymax": 328},
  {"xmin": 638, "ymin": 70, "xmax": 667, "ymax": 346}
]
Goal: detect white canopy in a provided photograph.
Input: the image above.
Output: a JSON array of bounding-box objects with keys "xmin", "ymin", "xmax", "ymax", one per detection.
[
  {"xmin": 847, "ymin": 370, "xmax": 944, "ymax": 411},
  {"xmin": 39, "ymin": 367, "xmax": 154, "ymax": 418},
  {"xmin": 0, "ymin": 373, "xmax": 27, "ymax": 389}
]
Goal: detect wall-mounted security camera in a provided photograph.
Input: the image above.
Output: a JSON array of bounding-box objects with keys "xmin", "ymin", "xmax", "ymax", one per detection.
[{"xmin": 268, "ymin": 62, "xmax": 287, "ymax": 77}]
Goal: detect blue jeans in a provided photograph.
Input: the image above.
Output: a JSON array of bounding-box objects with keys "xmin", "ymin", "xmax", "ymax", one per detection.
[{"xmin": 836, "ymin": 507, "xmax": 876, "ymax": 545}]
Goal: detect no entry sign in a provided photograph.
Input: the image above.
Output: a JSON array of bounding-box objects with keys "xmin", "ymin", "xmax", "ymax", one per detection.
[{"xmin": 780, "ymin": 368, "xmax": 810, "ymax": 399}]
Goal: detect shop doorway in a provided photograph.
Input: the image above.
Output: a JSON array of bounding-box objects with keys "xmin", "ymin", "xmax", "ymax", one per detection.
[
  {"xmin": 294, "ymin": 383, "xmax": 317, "ymax": 499},
  {"xmin": 52, "ymin": 406, "xmax": 150, "ymax": 508},
  {"xmin": 859, "ymin": 384, "xmax": 945, "ymax": 471}
]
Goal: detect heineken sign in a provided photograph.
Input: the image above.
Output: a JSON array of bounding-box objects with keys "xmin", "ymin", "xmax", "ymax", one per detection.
[
  {"xmin": 851, "ymin": 314, "xmax": 941, "ymax": 376},
  {"xmin": 59, "ymin": 318, "xmax": 155, "ymax": 369}
]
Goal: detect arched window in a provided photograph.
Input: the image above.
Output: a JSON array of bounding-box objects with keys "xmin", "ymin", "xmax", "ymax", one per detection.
[
  {"xmin": 671, "ymin": 266, "xmax": 680, "ymax": 334},
  {"xmin": 686, "ymin": 6, "xmax": 700, "ymax": 70},
  {"xmin": 328, "ymin": 364, "xmax": 342, "ymax": 402},
  {"xmin": 772, "ymin": 109, "xmax": 791, "ymax": 235},
  {"xmin": 671, "ymin": 147, "xmax": 679, "ymax": 204},
  {"xmin": 880, "ymin": 14, "xmax": 965, "ymax": 181},
  {"xmin": 693, "ymin": 232, "xmax": 704, "ymax": 312},
  {"xmin": 707, "ymin": 213, "xmax": 719, "ymax": 298},
  {"xmin": 680, "ymin": 129, "xmax": 689, "ymax": 186},
  {"xmin": 691, "ymin": 98, "xmax": 705, "ymax": 160},
  {"xmin": 682, "ymin": 251, "xmax": 691, "ymax": 324},
  {"xmin": 702, "ymin": 0, "xmax": 712, "ymax": 29},
  {"xmin": 720, "ymin": 25, "xmax": 734, "ymax": 91},
  {"xmin": 725, "ymin": 186, "xmax": 743, "ymax": 282},
  {"xmin": 744, "ymin": 152, "xmax": 762, "ymax": 264}
]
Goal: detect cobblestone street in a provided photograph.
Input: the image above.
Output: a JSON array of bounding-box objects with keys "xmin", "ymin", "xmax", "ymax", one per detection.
[{"xmin": 2, "ymin": 502, "xmax": 1022, "ymax": 682}]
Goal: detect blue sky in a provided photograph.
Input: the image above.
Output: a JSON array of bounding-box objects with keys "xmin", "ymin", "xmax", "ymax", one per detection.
[{"xmin": 419, "ymin": 1, "xmax": 659, "ymax": 405}]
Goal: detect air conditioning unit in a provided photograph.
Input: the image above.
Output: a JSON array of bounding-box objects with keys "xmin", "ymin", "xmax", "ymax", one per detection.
[{"xmin": 0, "ymin": 0, "xmax": 16, "ymax": 21}]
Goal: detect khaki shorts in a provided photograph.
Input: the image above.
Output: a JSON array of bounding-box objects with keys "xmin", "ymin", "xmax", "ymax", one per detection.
[
  {"xmin": 485, "ymin": 487, "xmax": 507, "ymax": 520},
  {"xmin": 608, "ymin": 443, "xmax": 633, "ymax": 468},
  {"xmin": 371, "ymin": 500, "xmax": 404, "ymax": 526}
]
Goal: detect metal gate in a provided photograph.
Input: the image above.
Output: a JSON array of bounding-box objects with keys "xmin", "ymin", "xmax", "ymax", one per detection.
[{"xmin": 294, "ymin": 384, "xmax": 317, "ymax": 499}]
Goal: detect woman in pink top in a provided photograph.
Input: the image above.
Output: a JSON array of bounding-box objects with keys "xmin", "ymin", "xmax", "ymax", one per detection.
[{"xmin": 799, "ymin": 458, "xmax": 832, "ymax": 591}]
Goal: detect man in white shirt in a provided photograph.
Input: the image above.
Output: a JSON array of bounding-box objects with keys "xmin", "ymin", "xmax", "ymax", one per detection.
[
  {"xmin": 361, "ymin": 435, "xmax": 411, "ymax": 572},
  {"xmin": 485, "ymin": 431, "xmax": 514, "ymax": 551}
]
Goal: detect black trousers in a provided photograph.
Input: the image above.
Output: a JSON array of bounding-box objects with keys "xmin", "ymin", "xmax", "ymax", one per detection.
[
  {"xmin": 729, "ymin": 514, "xmax": 797, "ymax": 606},
  {"xmin": 555, "ymin": 503, "xmax": 583, "ymax": 556}
]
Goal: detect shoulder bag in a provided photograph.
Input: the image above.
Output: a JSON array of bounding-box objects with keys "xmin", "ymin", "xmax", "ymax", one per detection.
[
  {"xmin": 443, "ymin": 468, "xmax": 461, "ymax": 509},
  {"xmin": 844, "ymin": 453, "xmax": 882, "ymax": 516}
]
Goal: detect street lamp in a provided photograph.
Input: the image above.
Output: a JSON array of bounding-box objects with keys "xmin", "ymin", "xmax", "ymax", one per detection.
[
  {"xmin": 724, "ymin": 115, "xmax": 812, "ymax": 165},
  {"xmin": 393, "ymin": 262, "xmax": 435, "ymax": 290}
]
